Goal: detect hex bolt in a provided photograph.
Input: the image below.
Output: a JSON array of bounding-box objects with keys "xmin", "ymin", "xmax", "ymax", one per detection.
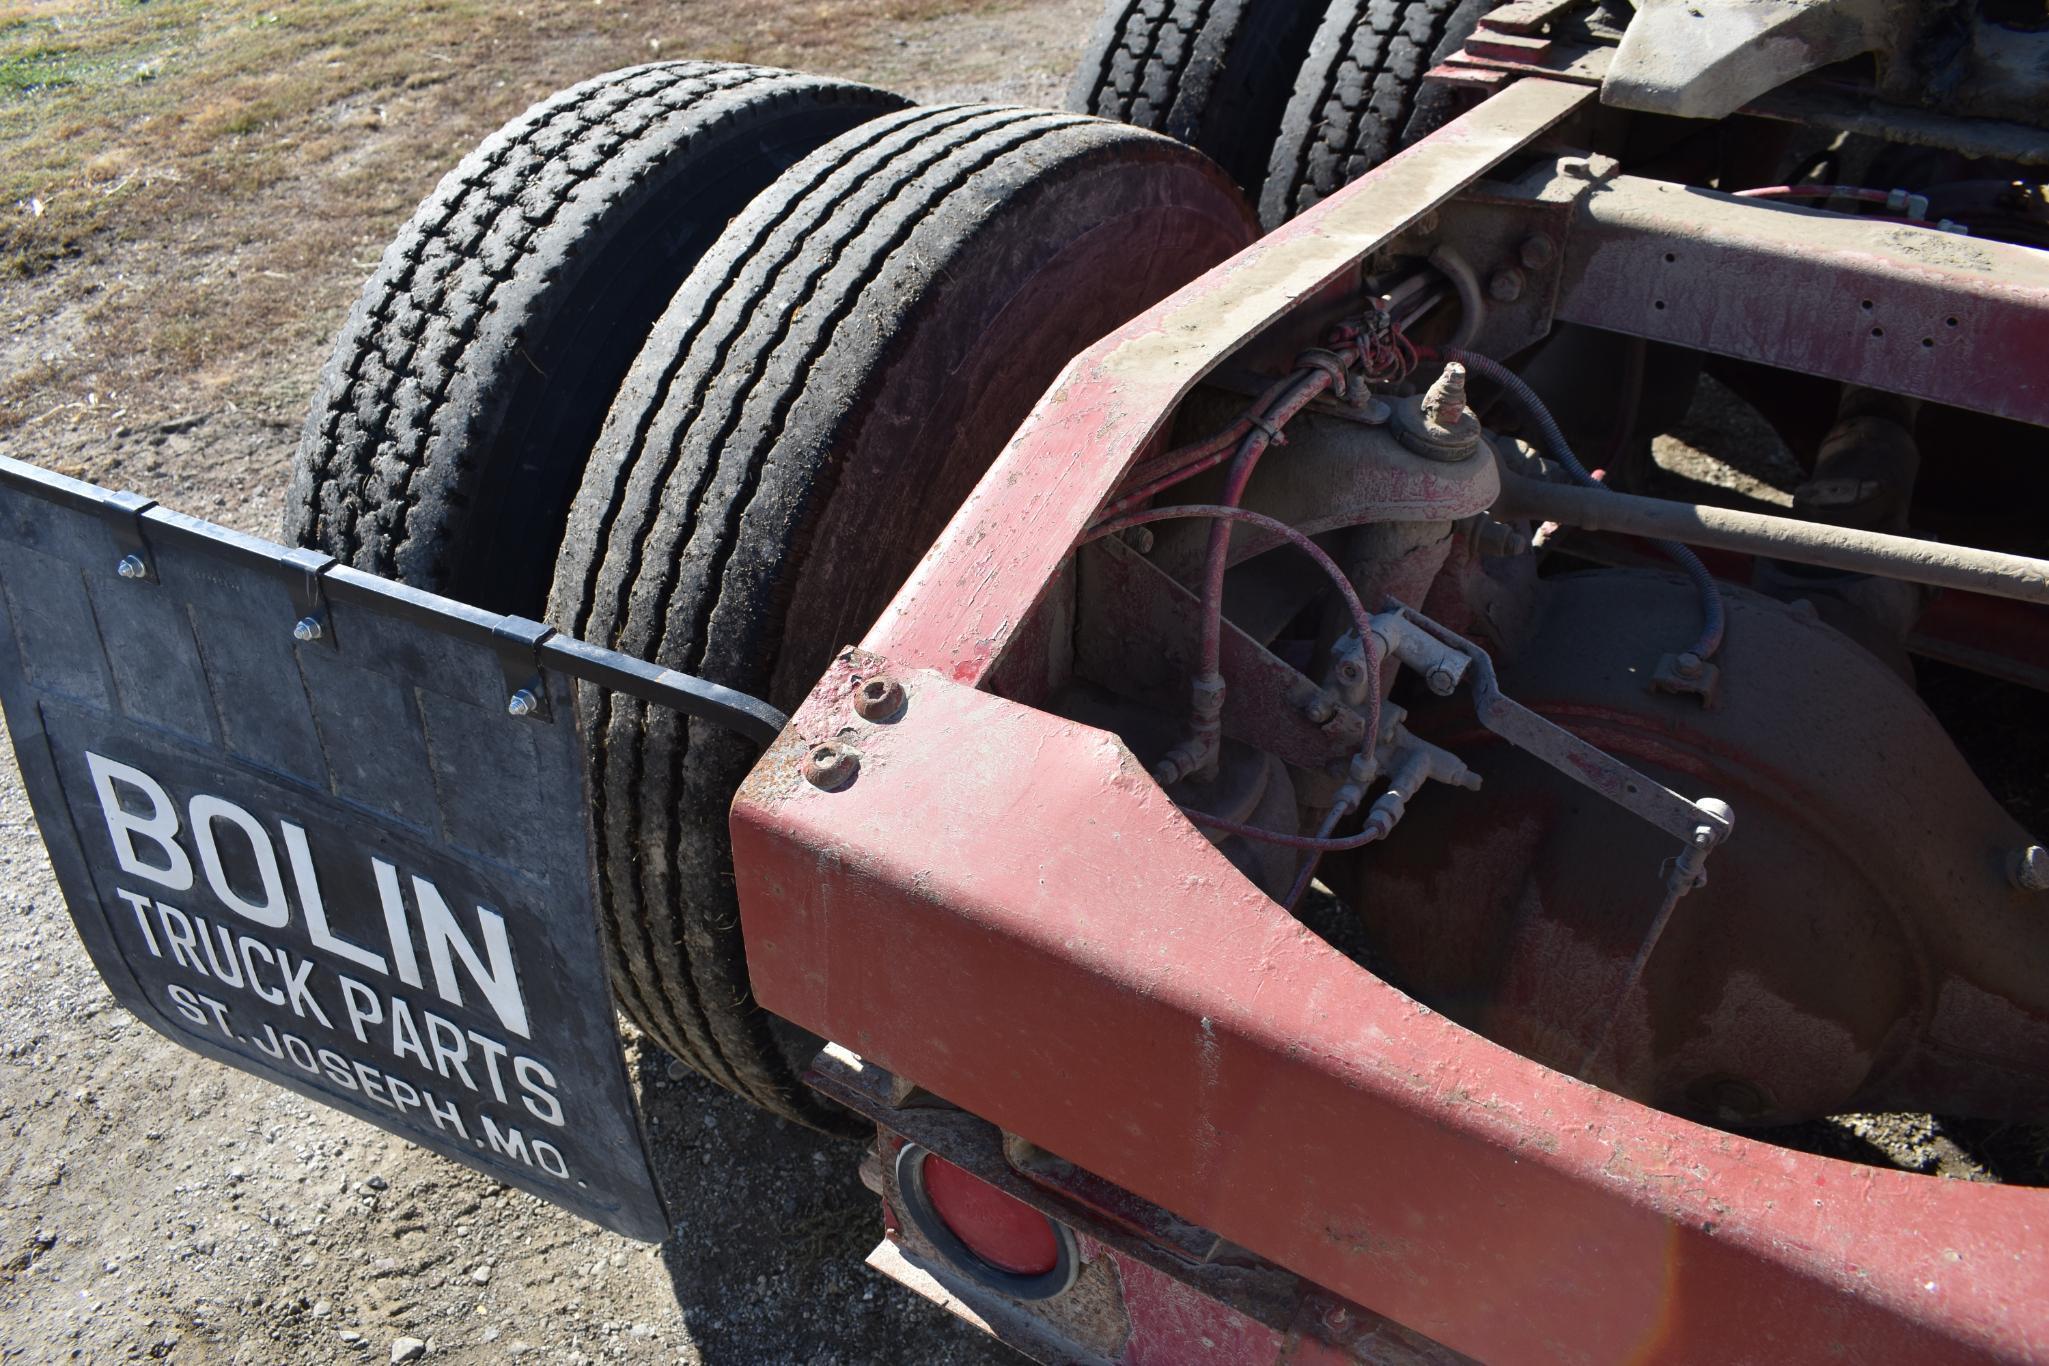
[
  {"xmin": 1122, "ymin": 526, "xmax": 1156, "ymax": 555},
  {"xmin": 1518, "ymin": 234, "xmax": 1556, "ymax": 270},
  {"xmin": 116, "ymin": 554, "xmax": 147, "ymax": 580},
  {"xmin": 2014, "ymin": 845, "xmax": 2049, "ymax": 893},
  {"xmin": 1487, "ymin": 268, "xmax": 1525, "ymax": 304},
  {"xmin": 292, "ymin": 616, "xmax": 324, "ymax": 643},
  {"xmin": 801, "ymin": 742, "xmax": 858, "ymax": 791},
  {"xmin": 1674, "ymin": 652, "xmax": 1704, "ymax": 680},
  {"xmin": 853, "ymin": 675, "xmax": 905, "ymax": 722},
  {"xmin": 506, "ymin": 688, "xmax": 540, "ymax": 718},
  {"xmin": 1425, "ymin": 665, "xmax": 1459, "ymax": 696},
  {"xmin": 1421, "ymin": 362, "xmax": 1467, "ymax": 429}
]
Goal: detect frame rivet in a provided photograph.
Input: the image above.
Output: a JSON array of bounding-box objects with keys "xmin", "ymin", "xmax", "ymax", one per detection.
[
  {"xmin": 802, "ymin": 742, "xmax": 858, "ymax": 790},
  {"xmin": 853, "ymin": 676, "xmax": 905, "ymax": 722}
]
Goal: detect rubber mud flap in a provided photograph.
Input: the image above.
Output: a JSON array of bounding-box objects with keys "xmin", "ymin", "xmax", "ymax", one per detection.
[{"xmin": 0, "ymin": 457, "xmax": 672, "ymax": 1241}]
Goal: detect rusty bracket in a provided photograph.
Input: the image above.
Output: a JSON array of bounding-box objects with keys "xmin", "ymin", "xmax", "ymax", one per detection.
[
  {"xmin": 1075, "ymin": 538, "xmax": 1366, "ymax": 770},
  {"xmin": 1393, "ymin": 600, "xmax": 1733, "ymax": 848},
  {"xmin": 1410, "ymin": 159, "xmax": 1587, "ymax": 360}
]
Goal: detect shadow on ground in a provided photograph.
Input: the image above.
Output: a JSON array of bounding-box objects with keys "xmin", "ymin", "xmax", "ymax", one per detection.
[{"xmin": 627, "ymin": 1044, "xmax": 1016, "ymax": 1365}]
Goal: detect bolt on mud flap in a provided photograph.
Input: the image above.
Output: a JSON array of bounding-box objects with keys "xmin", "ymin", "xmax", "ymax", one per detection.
[{"xmin": 0, "ymin": 456, "xmax": 782, "ymax": 1242}]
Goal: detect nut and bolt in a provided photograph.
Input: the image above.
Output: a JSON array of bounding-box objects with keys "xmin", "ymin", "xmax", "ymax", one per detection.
[
  {"xmin": 1487, "ymin": 268, "xmax": 1525, "ymax": 304},
  {"xmin": 2014, "ymin": 845, "xmax": 2049, "ymax": 893},
  {"xmin": 1122, "ymin": 525, "xmax": 1156, "ymax": 555},
  {"xmin": 1475, "ymin": 518, "xmax": 1529, "ymax": 559},
  {"xmin": 506, "ymin": 688, "xmax": 540, "ymax": 718},
  {"xmin": 1518, "ymin": 234, "xmax": 1556, "ymax": 270},
  {"xmin": 1674, "ymin": 652, "xmax": 1704, "ymax": 680},
  {"xmin": 116, "ymin": 554, "xmax": 147, "ymax": 580},
  {"xmin": 853, "ymin": 675, "xmax": 905, "ymax": 722},
  {"xmin": 292, "ymin": 616, "xmax": 324, "ymax": 643},
  {"xmin": 1421, "ymin": 362, "xmax": 1467, "ymax": 429},
  {"xmin": 801, "ymin": 741, "xmax": 858, "ymax": 791}
]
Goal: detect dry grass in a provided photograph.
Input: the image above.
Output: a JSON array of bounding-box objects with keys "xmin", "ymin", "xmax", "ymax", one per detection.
[{"xmin": 0, "ymin": 0, "xmax": 1016, "ymax": 435}]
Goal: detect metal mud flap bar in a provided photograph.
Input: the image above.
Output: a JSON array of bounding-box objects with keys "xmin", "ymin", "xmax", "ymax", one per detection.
[{"xmin": 0, "ymin": 455, "xmax": 783, "ymax": 1241}]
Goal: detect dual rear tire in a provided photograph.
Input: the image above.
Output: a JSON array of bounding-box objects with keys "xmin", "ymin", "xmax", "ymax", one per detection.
[
  {"xmin": 1069, "ymin": 0, "xmax": 1495, "ymax": 228},
  {"xmin": 290, "ymin": 68, "xmax": 1256, "ymax": 1125}
]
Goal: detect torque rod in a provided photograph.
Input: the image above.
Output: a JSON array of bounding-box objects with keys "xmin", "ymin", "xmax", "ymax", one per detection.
[{"xmin": 1494, "ymin": 472, "xmax": 2049, "ymax": 606}]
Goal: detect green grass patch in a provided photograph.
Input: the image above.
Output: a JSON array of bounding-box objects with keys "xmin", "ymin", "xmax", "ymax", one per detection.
[{"xmin": 0, "ymin": 43, "xmax": 90, "ymax": 97}]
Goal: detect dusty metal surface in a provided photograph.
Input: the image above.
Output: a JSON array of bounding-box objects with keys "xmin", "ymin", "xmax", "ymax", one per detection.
[
  {"xmin": 1542, "ymin": 526, "xmax": 2049, "ymax": 693},
  {"xmin": 1143, "ymin": 401, "xmax": 1503, "ymax": 585},
  {"xmin": 1353, "ymin": 572, "xmax": 2049, "ymax": 1126},
  {"xmin": 734, "ymin": 659, "xmax": 2049, "ymax": 1363},
  {"xmin": 861, "ymin": 77, "xmax": 1597, "ymax": 688},
  {"xmin": 1496, "ymin": 472, "xmax": 2049, "ymax": 603},
  {"xmin": 1743, "ymin": 82, "xmax": 2049, "ymax": 166},
  {"xmin": 1545, "ymin": 172, "xmax": 2049, "ymax": 427},
  {"xmin": 1603, "ymin": 0, "xmax": 1901, "ymax": 120}
]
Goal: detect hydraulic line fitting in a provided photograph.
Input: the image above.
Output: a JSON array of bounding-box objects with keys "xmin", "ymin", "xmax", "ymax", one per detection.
[{"xmin": 1153, "ymin": 670, "xmax": 1226, "ymax": 786}]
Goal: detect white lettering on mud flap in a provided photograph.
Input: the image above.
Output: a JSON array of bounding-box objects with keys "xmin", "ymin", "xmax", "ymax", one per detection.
[
  {"xmin": 0, "ymin": 464, "xmax": 667, "ymax": 1240},
  {"xmin": 73, "ymin": 747, "xmax": 629, "ymax": 1211},
  {"xmin": 88, "ymin": 750, "xmax": 531, "ymax": 1038}
]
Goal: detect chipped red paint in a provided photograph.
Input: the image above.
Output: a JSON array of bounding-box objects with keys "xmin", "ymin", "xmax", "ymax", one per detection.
[
  {"xmin": 734, "ymin": 78, "xmax": 2049, "ymax": 1363},
  {"xmin": 736, "ymin": 668, "xmax": 2049, "ymax": 1363},
  {"xmin": 1113, "ymin": 1251, "xmax": 1286, "ymax": 1365}
]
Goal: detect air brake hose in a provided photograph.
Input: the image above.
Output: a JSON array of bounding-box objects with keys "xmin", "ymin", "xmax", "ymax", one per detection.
[{"xmin": 1436, "ymin": 346, "xmax": 1726, "ymax": 661}]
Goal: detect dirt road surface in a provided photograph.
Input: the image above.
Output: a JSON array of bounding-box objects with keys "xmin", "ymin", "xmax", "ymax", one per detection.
[{"xmin": 0, "ymin": 3, "xmax": 1092, "ymax": 1361}]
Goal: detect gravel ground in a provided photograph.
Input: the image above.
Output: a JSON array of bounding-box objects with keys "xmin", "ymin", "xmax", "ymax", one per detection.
[{"xmin": 0, "ymin": 4, "xmax": 1091, "ymax": 1362}]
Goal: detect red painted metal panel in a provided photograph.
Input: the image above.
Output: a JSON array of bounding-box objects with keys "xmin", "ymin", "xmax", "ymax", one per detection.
[{"xmin": 735, "ymin": 664, "xmax": 2049, "ymax": 1364}]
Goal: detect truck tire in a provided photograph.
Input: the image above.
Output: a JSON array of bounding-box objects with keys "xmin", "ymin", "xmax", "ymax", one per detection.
[
  {"xmin": 285, "ymin": 62, "xmax": 906, "ymax": 617},
  {"xmin": 1066, "ymin": 0, "xmax": 1326, "ymax": 198},
  {"xmin": 1259, "ymin": 0, "xmax": 1492, "ymax": 228},
  {"xmin": 552, "ymin": 105, "xmax": 1256, "ymax": 1127}
]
